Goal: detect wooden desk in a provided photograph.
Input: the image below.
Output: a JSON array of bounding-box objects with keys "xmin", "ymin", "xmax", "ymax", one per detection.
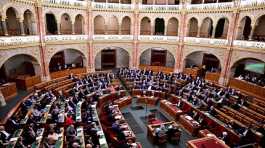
[
  {"xmin": 183, "ymin": 68, "xmax": 200, "ymax": 78},
  {"xmin": 205, "ymin": 72, "xmax": 220, "ymax": 83},
  {"xmin": 229, "ymin": 78, "xmax": 265, "ymax": 100},
  {"xmin": 113, "ymin": 96, "xmax": 132, "ymax": 108},
  {"xmin": 139, "ymin": 65, "xmax": 174, "ymax": 74},
  {"xmin": 179, "ymin": 115, "xmax": 201, "ymax": 136},
  {"xmin": 160, "ymin": 100, "xmax": 183, "ymax": 120},
  {"xmin": 198, "ymin": 129, "xmax": 216, "ymax": 138},
  {"xmin": 50, "ymin": 68, "xmax": 86, "ymax": 79},
  {"xmin": 0, "ymin": 82, "xmax": 17, "ymax": 101},
  {"xmin": 136, "ymin": 96, "xmax": 158, "ymax": 106},
  {"xmin": 187, "ymin": 136, "xmax": 229, "ymax": 148},
  {"xmin": 16, "ymin": 75, "xmax": 41, "ymax": 91},
  {"xmin": 147, "ymin": 121, "xmax": 180, "ymax": 143}
]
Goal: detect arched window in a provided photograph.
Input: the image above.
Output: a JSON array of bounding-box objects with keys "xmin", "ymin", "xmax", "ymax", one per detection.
[
  {"xmin": 140, "ymin": 17, "xmax": 151, "ymax": 35},
  {"xmin": 45, "ymin": 13, "xmax": 58, "ymax": 34},
  {"xmin": 121, "ymin": 16, "xmax": 131, "ymax": 35},
  {"xmin": 167, "ymin": 17, "xmax": 179, "ymax": 36},
  {"xmin": 94, "ymin": 15, "xmax": 105, "ymax": 34}
]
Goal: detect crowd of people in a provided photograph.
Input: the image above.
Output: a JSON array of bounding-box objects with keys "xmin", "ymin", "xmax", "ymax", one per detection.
[
  {"xmin": 117, "ymin": 67, "xmax": 265, "ymax": 147},
  {"xmin": 236, "ymin": 74, "xmax": 265, "ymax": 87},
  {"xmin": 0, "ymin": 72, "xmax": 115, "ymax": 147},
  {"xmin": 1, "ymin": 67, "xmax": 265, "ymax": 148}
]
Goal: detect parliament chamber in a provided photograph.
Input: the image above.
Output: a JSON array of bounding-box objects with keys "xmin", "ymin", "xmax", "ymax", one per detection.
[{"xmin": 0, "ymin": 0, "xmax": 265, "ymax": 148}]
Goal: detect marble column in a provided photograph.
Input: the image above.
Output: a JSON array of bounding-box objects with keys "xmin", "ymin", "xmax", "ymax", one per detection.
[
  {"xmin": 249, "ymin": 24, "xmax": 255, "ymax": 40},
  {"xmin": 211, "ymin": 26, "xmax": 216, "ymax": 38},
  {"xmin": 1, "ymin": 19, "xmax": 8, "ymax": 36},
  {"xmin": 197, "ymin": 25, "xmax": 201, "ymax": 37},
  {"xmin": 57, "ymin": 22, "xmax": 61, "ymax": 34},
  {"xmin": 72, "ymin": 22, "xmax": 75, "ymax": 34},
  {"xmin": 19, "ymin": 19, "xmax": 25, "ymax": 35}
]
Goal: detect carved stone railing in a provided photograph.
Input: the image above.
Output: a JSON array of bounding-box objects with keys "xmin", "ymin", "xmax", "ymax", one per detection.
[
  {"xmin": 92, "ymin": 2, "xmax": 133, "ymax": 10},
  {"xmin": 45, "ymin": 35, "xmax": 88, "ymax": 43},
  {"xmin": 233, "ymin": 40, "xmax": 265, "ymax": 49},
  {"xmin": 43, "ymin": 0, "xmax": 87, "ymax": 8},
  {"xmin": 187, "ymin": 2, "xmax": 233, "ymax": 11},
  {"xmin": 240, "ymin": 0, "xmax": 265, "ymax": 8},
  {"xmin": 139, "ymin": 35, "xmax": 179, "ymax": 42},
  {"xmin": 184, "ymin": 37, "xmax": 228, "ymax": 46},
  {"xmin": 93, "ymin": 35, "xmax": 133, "ymax": 41},
  {"xmin": 139, "ymin": 4, "xmax": 180, "ymax": 12},
  {"xmin": 0, "ymin": 36, "xmax": 40, "ymax": 47}
]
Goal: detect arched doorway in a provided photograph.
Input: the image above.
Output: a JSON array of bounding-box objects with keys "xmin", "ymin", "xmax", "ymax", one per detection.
[
  {"xmin": 188, "ymin": 17, "xmax": 198, "ymax": 37},
  {"xmin": 237, "ymin": 16, "xmax": 251, "ymax": 40},
  {"xmin": 121, "ymin": 16, "xmax": 131, "ymax": 35},
  {"xmin": 230, "ymin": 58, "xmax": 264, "ymax": 78},
  {"xmin": 94, "ymin": 15, "xmax": 105, "ymax": 34},
  {"xmin": 139, "ymin": 48, "xmax": 175, "ymax": 68},
  {"xmin": 45, "ymin": 13, "xmax": 58, "ymax": 34},
  {"xmin": 95, "ymin": 47, "xmax": 130, "ymax": 70},
  {"xmin": 0, "ymin": 54, "xmax": 41, "ymax": 83},
  {"xmin": 107, "ymin": 16, "xmax": 119, "ymax": 35},
  {"xmin": 167, "ymin": 17, "xmax": 179, "ymax": 36},
  {"xmin": 185, "ymin": 51, "xmax": 221, "ymax": 72},
  {"xmin": 23, "ymin": 10, "xmax": 35, "ymax": 35},
  {"xmin": 200, "ymin": 17, "xmax": 213, "ymax": 38},
  {"xmin": 215, "ymin": 18, "xmax": 229, "ymax": 38},
  {"xmin": 49, "ymin": 49, "xmax": 86, "ymax": 72},
  {"xmin": 6, "ymin": 7, "xmax": 20, "ymax": 36},
  {"xmin": 140, "ymin": 17, "xmax": 151, "ymax": 35},
  {"xmin": 60, "ymin": 13, "xmax": 72, "ymax": 34},
  {"xmin": 74, "ymin": 14, "xmax": 84, "ymax": 34},
  {"xmin": 253, "ymin": 15, "xmax": 265, "ymax": 42},
  {"xmin": 154, "ymin": 18, "xmax": 165, "ymax": 35}
]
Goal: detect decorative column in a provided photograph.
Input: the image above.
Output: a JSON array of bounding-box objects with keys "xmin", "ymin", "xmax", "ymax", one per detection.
[
  {"xmin": 72, "ymin": 22, "xmax": 75, "ymax": 34},
  {"xmin": 36, "ymin": 0, "xmax": 50, "ymax": 80},
  {"xmin": 211, "ymin": 25, "xmax": 216, "ymax": 38},
  {"xmin": 19, "ymin": 18, "xmax": 25, "ymax": 35},
  {"xmin": 1, "ymin": 17, "xmax": 8, "ymax": 36},
  {"xmin": 175, "ymin": 0, "xmax": 187, "ymax": 72},
  {"xmin": 249, "ymin": 23, "xmax": 255, "ymax": 40},
  {"xmin": 87, "ymin": 1, "xmax": 95, "ymax": 71},
  {"xmin": 57, "ymin": 22, "xmax": 61, "ymax": 34},
  {"xmin": 197, "ymin": 24, "xmax": 201, "ymax": 37},
  {"xmin": 132, "ymin": 0, "xmax": 140, "ymax": 68},
  {"xmin": 219, "ymin": 8, "xmax": 240, "ymax": 86},
  {"xmin": 164, "ymin": 22, "xmax": 167, "ymax": 36},
  {"xmin": 118, "ymin": 24, "xmax": 122, "ymax": 35},
  {"xmin": 151, "ymin": 20, "xmax": 154, "ymax": 35}
]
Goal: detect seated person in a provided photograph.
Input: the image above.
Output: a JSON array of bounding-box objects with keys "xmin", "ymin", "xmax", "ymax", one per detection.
[
  {"xmin": 219, "ymin": 131, "xmax": 229, "ymax": 144},
  {"xmin": 22, "ymin": 125, "xmax": 36, "ymax": 146},
  {"xmin": 66, "ymin": 124, "xmax": 77, "ymax": 140},
  {"xmin": 0, "ymin": 126, "xmax": 10, "ymax": 144},
  {"xmin": 47, "ymin": 129, "xmax": 59, "ymax": 146},
  {"xmin": 166, "ymin": 125, "xmax": 181, "ymax": 141}
]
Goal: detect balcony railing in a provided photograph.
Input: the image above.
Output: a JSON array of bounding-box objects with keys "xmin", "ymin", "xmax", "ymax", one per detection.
[
  {"xmin": 93, "ymin": 35, "xmax": 133, "ymax": 41},
  {"xmin": 187, "ymin": 2, "xmax": 233, "ymax": 10},
  {"xmin": 45, "ymin": 35, "xmax": 88, "ymax": 42},
  {"xmin": 233, "ymin": 40, "xmax": 265, "ymax": 49},
  {"xmin": 240, "ymin": 0, "xmax": 265, "ymax": 7},
  {"xmin": 92, "ymin": 2, "xmax": 133, "ymax": 10},
  {"xmin": 43, "ymin": 0, "xmax": 87, "ymax": 7},
  {"xmin": 139, "ymin": 4, "xmax": 180, "ymax": 11},
  {"xmin": 0, "ymin": 36, "xmax": 39, "ymax": 47},
  {"xmin": 184, "ymin": 37, "xmax": 228, "ymax": 46},
  {"xmin": 139, "ymin": 35, "xmax": 179, "ymax": 42}
]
